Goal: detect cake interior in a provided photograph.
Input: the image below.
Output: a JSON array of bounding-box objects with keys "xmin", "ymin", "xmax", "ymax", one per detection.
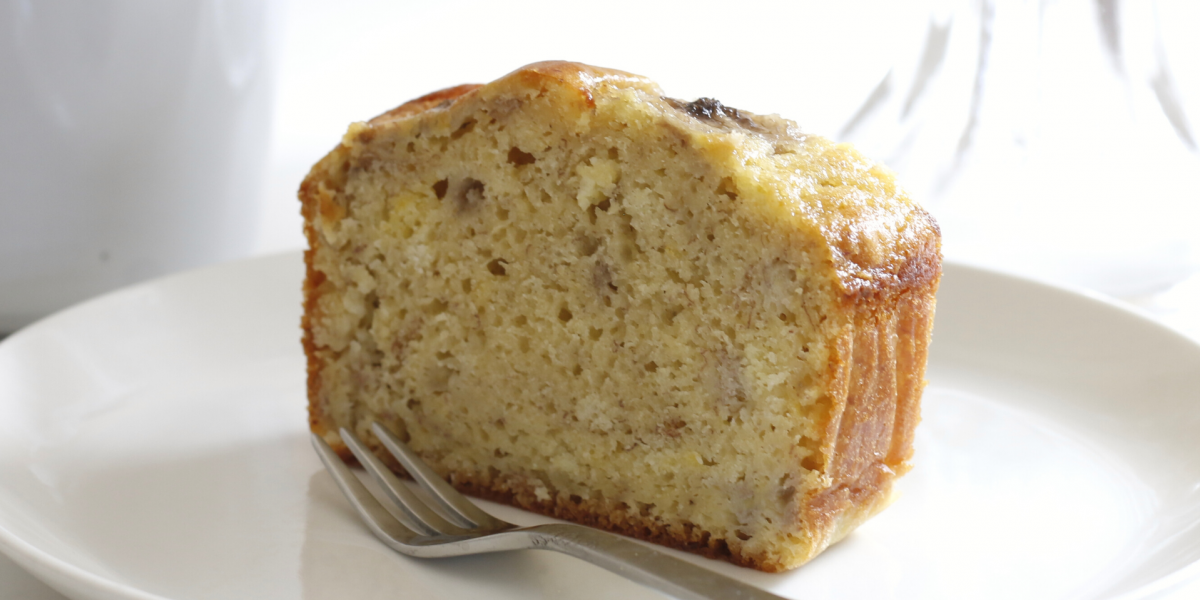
[{"xmin": 305, "ymin": 76, "xmax": 922, "ymax": 570}]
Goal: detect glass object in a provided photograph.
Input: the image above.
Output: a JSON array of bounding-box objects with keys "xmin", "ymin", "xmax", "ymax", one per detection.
[
  {"xmin": 840, "ymin": 0, "xmax": 1200, "ymax": 299},
  {"xmin": 0, "ymin": 0, "xmax": 281, "ymax": 333}
]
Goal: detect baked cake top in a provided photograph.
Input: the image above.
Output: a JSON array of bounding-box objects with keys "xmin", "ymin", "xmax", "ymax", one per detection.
[{"xmin": 305, "ymin": 61, "xmax": 940, "ymax": 304}]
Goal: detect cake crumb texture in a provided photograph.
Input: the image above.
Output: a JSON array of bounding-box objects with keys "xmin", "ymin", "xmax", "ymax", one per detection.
[{"xmin": 301, "ymin": 61, "xmax": 941, "ymax": 572}]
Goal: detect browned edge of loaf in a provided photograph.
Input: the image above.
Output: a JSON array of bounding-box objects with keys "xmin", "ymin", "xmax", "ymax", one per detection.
[{"xmin": 299, "ymin": 60, "xmax": 942, "ymax": 572}]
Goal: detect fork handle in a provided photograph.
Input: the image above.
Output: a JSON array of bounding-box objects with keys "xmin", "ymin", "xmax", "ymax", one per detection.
[{"xmin": 523, "ymin": 523, "xmax": 787, "ymax": 600}]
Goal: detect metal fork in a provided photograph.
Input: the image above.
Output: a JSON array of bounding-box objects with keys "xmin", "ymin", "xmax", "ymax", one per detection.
[{"xmin": 312, "ymin": 422, "xmax": 787, "ymax": 600}]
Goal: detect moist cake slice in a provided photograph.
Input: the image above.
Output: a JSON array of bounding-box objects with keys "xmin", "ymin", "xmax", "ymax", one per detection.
[{"xmin": 301, "ymin": 61, "xmax": 941, "ymax": 572}]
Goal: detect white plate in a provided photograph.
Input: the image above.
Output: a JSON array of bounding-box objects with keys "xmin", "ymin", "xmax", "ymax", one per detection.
[{"xmin": 2, "ymin": 253, "xmax": 1200, "ymax": 600}]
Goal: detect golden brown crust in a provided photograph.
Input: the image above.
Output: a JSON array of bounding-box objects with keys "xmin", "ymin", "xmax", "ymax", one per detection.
[
  {"xmin": 299, "ymin": 144, "xmax": 349, "ymax": 449},
  {"xmin": 834, "ymin": 210, "xmax": 943, "ymax": 303},
  {"xmin": 369, "ymin": 84, "xmax": 484, "ymax": 125},
  {"xmin": 887, "ymin": 289, "xmax": 937, "ymax": 465},
  {"xmin": 300, "ymin": 178, "xmax": 326, "ymax": 443},
  {"xmin": 797, "ymin": 280, "xmax": 938, "ymax": 556}
]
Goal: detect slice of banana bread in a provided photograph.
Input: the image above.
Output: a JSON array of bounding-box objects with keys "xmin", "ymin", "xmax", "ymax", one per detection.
[{"xmin": 301, "ymin": 61, "xmax": 941, "ymax": 572}]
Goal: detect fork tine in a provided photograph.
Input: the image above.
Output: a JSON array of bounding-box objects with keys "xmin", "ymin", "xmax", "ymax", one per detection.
[
  {"xmin": 310, "ymin": 432, "xmax": 421, "ymax": 548},
  {"xmin": 371, "ymin": 422, "xmax": 509, "ymax": 530},
  {"xmin": 338, "ymin": 428, "xmax": 471, "ymax": 537}
]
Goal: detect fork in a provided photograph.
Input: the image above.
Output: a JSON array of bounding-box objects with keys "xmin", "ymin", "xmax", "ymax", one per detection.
[{"xmin": 312, "ymin": 422, "xmax": 787, "ymax": 600}]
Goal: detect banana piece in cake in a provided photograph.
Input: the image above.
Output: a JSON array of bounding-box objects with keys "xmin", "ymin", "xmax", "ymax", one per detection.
[{"xmin": 301, "ymin": 61, "xmax": 941, "ymax": 572}]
